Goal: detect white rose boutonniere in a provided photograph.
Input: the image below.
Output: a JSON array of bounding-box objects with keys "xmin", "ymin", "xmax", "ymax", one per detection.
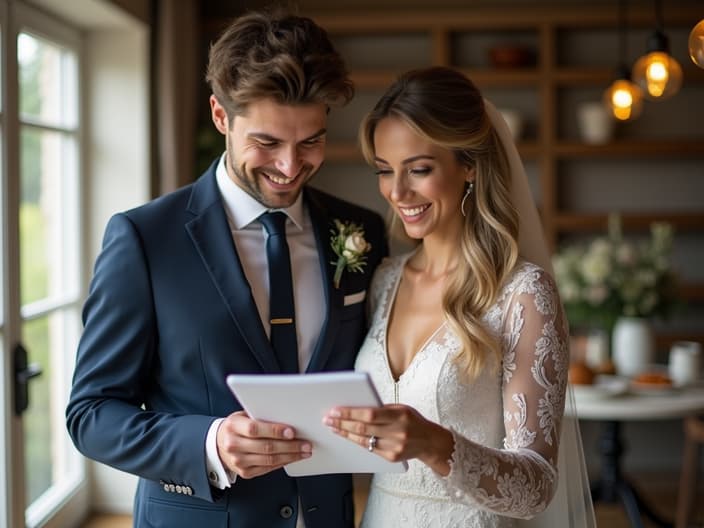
[{"xmin": 330, "ymin": 219, "xmax": 372, "ymax": 289}]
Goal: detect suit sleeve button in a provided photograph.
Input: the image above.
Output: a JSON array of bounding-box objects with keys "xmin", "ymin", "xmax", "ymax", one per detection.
[{"xmin": 279, "ymin": 505, "xmax": 294, "ymax": 519}]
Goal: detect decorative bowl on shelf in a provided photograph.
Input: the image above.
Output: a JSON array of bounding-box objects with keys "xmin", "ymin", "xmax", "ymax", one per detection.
[{"xmin": 488, "ymin": 44, "xmax": 536, "ymax": 68}]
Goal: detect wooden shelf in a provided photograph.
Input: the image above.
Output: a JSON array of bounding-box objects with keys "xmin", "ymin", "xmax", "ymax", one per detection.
[
  {"xmin": 553, "ymin": 67, "xmax": 613, "ymax": 85},
  {"xmin": 655, "ymin": 333, "xmax": 704, "ymax": 351},
  {"xmin": 458, "ymin": 69, "xmax": 542, "ymax": 88},
  {"xmin": 555, "ymin": 140, "xmax": 704, "ymax": 159},
  {"xmin": 552, "ymin": 66, "xmax": 704, "ymax": 86},
  {"xmin": 554, "ymin": 213, "xmax": 704, "ymax": 232},
  {"xmin": 351, "ymin": 68, "xmax": 543, "ymax": 89}
]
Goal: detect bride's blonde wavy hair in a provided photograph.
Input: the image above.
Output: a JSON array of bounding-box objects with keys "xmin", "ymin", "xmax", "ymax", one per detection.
[{"xmin": 360, "ymin": 67, "xmax": 519, "ymax": 379}]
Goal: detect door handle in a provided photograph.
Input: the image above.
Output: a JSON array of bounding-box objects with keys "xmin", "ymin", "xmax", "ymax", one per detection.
[{"xmin": 14, "ymin": 343, "xmax": 43, "ymax": 416}]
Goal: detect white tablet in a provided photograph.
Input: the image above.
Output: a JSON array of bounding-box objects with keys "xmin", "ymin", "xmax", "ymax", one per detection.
[{"xmin": 226, "ymin": 371, "xmax": 408, "ymax": 476}]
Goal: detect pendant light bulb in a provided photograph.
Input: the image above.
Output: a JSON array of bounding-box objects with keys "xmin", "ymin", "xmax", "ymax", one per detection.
[
  {"xmin": 689, "ymin": 19, "xmax": 704, "ymax": 69},
  {"xmin": 603, "ymin": 67, "xmax": 644, "ymax": 121},
  {"xmin": 632, "ymin": 30, "xmax": 683, "ymax": 99}
]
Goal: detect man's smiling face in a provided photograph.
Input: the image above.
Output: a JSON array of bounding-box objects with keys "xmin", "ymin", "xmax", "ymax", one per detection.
[{"xmin": 211, "ymin": 96, "xmax": 328, "ymax": 209}]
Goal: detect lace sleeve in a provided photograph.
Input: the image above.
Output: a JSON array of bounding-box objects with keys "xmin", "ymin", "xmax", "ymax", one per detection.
[{"xmin": 443, "ymin": 266, "xmax": 569, "ymax": 519}]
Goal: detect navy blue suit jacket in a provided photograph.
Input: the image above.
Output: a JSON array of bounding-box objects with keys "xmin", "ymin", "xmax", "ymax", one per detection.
[{"xmin": 66, "ymin": 161, "xmax": 388, "ymax": 528}]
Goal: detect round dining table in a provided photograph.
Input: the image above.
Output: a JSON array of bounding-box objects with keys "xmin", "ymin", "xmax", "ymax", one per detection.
[{"xmin": 570, "ymin": 381, "xmax": 704, "ymax": 528}]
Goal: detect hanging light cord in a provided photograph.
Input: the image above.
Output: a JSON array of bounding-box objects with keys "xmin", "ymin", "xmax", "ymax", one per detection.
[
  {"xmin": 654, "ymin": 0, "xmax": 664, "ymax": 34},
  {"xmin": 618, "ymin": 0, "xmax": 627, "ymax": 67},
  {"xmin": 647, "ymin": 0, "xmax": 670, "ymax": 54}
]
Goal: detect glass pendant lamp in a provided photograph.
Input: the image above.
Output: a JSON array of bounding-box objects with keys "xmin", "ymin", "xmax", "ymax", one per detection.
[
  {"xmin": 631, "ymin": 0, "xmax": 683, "ymax": 99},
  {"xmin": 689, "ymin": 19, "xmax": 704, "ymax": 69},
  {"xmin": 604, "ymin": 67, "xmax": 643, "ymax": 121}
]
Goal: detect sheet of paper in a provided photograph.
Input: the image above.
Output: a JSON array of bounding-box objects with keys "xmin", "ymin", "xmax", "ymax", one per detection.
[{"xmin": 226, "ymin": 371, "xmax": 408, "ymax": 476}]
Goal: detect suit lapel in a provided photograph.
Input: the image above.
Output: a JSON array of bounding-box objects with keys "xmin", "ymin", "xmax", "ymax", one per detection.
[
  {"xmin": 185, "ymin": 166, "xmax": 279, "ymax": 373},
  {"xmin": 305, "ymin": 188, "xmax": 344, "ymax": 373}
]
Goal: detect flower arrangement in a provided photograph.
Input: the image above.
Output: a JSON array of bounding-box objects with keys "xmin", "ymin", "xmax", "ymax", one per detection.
[
  {"xmin": 552, "ymin": 215, "xmax": 677, "ymax": 331},
  {"xmin": 330, "ymin": 219, "xmax": 372, "ymax": 289}
]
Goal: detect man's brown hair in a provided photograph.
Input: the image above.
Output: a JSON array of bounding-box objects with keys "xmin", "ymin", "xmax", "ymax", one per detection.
[{"xmin": 206, "ymin": 8, "xmax": 354, "ymax": 118}]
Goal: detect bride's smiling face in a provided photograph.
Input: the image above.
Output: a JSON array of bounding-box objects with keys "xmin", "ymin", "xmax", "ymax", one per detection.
[{"xmin": 373, "ymin": 117, "xmax": 473, "ymax": 241}]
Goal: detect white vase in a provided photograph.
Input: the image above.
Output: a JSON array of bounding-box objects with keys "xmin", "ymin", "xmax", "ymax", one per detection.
[
  {"xmin": 577, "ymin": 101, "xmax": 614, "ymax": 144},
  {"xmin": 612, "ymin": 316, "xmax": 656, "ymax": 377}
]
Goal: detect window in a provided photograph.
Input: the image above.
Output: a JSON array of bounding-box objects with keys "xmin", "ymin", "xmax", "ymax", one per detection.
[
  {"xmin": 19, "ymin": 29, "xmax": 82, "ymax": 505},
  {"xmin": 19, "ymin": 23, "xmax": 83, "ymax": 527}
]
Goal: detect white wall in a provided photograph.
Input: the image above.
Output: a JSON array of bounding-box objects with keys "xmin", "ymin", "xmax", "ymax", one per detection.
[{"xmin": 85, "ymin": 26, "xmax": 150, "ymax": 260}]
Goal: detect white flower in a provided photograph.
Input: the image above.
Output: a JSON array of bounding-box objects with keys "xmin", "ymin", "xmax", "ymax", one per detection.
[
  {"xmin": 560, "ymin": 281, "xmax": 580, "ymax": 303},
  {"xmin": 590, "ymin": 239, "xmax": 612, "ymax": 255},
  {"xmin": 616, "ymin": 243, "xmax": 637, "ymax": 266},
  {"xmin": 580, "ymin": 250, "xmax": 611, "ymax": 285},
  {"xmin": 330, "ymin": 219, "xmax": 372, "ymax": 288}
]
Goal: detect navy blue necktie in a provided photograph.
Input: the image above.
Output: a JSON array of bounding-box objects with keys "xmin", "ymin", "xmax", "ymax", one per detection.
[{"xmin": 260, "ymin": 212, "xmax": 299, "ymax": 374}]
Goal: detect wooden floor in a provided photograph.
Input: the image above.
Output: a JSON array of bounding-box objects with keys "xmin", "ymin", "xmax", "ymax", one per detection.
[{"xmin": 81, "ymin": 472, "xmax": 702, "ymax": 528}]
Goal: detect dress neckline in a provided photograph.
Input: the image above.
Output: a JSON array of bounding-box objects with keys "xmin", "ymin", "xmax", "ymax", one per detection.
[{"xmin": 382, "ymin": 252, "xmax": 447, "ymax": 384}]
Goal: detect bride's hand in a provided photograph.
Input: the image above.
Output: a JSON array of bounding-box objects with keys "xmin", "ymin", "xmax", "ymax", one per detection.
[{"xmin": 323, "ymin": 404, "xmax": 454, "ymax": 475}]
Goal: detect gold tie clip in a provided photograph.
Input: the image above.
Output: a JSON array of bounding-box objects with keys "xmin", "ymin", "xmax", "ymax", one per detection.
[{"xmin": 270, "ymin": 318, "xmax": 294, "ymax": 325}]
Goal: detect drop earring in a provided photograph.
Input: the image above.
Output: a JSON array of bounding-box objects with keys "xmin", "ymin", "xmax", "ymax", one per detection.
[{"xmin": 460, "ymin": 181, "xmax": 475, "ymax": 217}]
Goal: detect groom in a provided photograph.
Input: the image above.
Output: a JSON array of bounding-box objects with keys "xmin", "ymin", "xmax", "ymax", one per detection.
[{"xmin": 66, "ymin": 8, "xmax": 387, "ymax": 528}]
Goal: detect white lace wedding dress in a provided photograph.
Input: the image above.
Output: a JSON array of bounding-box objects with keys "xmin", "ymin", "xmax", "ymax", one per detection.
[{"xmin": 355, "ymin": 253, "xmax": 570, "ymax": 527}]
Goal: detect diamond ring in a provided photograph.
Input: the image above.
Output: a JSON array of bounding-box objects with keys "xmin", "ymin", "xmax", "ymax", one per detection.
[{"xmin": 367, "ymin": 435, "xmax": 378, "ymax": 452}]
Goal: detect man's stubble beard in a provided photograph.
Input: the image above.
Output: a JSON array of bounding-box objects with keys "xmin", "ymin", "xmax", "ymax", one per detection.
[{"xmin": 225, "ymin": 143, "xmax": 319, "ymax": 210}]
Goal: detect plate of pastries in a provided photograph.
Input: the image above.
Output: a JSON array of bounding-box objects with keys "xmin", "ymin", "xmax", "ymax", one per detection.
[{"xmin": 629, "ymin": 367, "xmax": 676, "ymax": 395}]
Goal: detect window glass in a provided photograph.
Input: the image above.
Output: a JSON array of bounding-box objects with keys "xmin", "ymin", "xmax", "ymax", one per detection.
[
  {"xmin": 22, "ymin": 309, "xmax": 81, "ymax": 503},
  {"xmin": 18, "ymin": 33, "xmax": 77, "ymax": 128},
  {"xmin": 20, "ymin": 127, "xmax": 79, "ymax": 305}
]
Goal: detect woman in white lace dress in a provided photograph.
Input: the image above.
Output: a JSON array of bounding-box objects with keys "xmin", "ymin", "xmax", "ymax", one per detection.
[{"xmin": 323, "ymin": 67, "xmax": 594, "ymax": 527}]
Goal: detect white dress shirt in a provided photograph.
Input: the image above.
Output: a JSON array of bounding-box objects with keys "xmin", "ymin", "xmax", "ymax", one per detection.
[{"xmin": 205, "ymin": 154, "xmax": 325, "ymax": 527}]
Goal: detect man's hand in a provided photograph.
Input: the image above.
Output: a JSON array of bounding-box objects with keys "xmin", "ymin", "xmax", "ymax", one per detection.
[{"xmin": 216, "ymin": 411, "xmax": 312, "ymax": 479}]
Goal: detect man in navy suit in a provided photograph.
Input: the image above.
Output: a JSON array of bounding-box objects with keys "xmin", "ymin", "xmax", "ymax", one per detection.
[{"xmin": 66, "ymin": 9, "xmax": 387, "ymax": 528}]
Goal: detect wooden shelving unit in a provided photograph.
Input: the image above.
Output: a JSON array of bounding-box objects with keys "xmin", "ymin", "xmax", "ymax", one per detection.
[{"xmin": 311, "ymin": 5, "xmax": 703, "ymax": 247}]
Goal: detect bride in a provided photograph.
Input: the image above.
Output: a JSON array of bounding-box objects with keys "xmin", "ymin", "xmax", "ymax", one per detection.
[{"xmin": 323, "ymin": 67, "xmax": 595, "ymax": 527}]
